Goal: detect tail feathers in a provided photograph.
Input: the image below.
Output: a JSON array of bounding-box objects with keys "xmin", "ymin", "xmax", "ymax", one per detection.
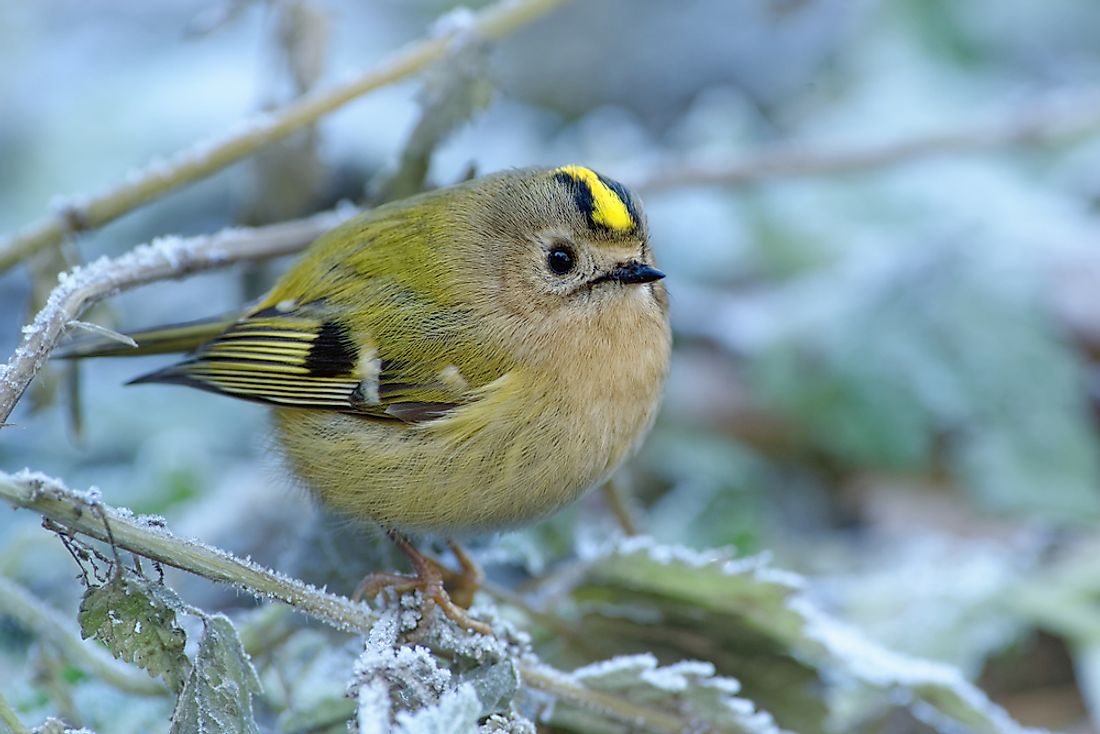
[
  {"xmin": 126, "ymin": 364, "xmax": 199, "ymax": 387},
  {"xmin": 125, "ymin": 363, "xmax": 226, "ymax": 399},
  {"xmin": 54, "ymin": 313, "xmax": 239, "ymax": 360}
]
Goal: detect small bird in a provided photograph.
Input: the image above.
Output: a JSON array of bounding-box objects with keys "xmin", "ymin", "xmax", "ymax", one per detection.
[{"xmin": 65, "ymin": 165, "xmax": 670, "ymax": 632}]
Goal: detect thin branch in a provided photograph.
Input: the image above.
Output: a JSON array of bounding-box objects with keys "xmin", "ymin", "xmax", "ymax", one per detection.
[
  {"xmin": 0, "ymin": 0, "xmax": 574, "ymax": 273},
  {"xmin": 0, "ymin": 470, "xmax": 728, "ymax": 734},
  {"xmin": 629, "ymin": 89, "xmax": 1100, "ymax": 192},
  {"xmin": 0, "ymin": 208, "xmax": 351, "ymax": 426},
  {"xmin": 0, "ymin": 471, "xmax": 377, "ymax": 632},
  {"xmin": 0, "ymin": 576, "xmax": 167, "ymax": 697},
  {"xmin": 0, "ymin": 690, "xmax": 31, "ymax": 734}
]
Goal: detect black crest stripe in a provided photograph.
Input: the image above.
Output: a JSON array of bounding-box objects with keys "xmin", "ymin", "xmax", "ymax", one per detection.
[{"xmin": 553, "ymin": 171, "xmax": 599, "ymax": 230}]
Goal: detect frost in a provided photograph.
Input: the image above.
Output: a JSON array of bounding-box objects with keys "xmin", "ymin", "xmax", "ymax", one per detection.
[
  {"xmin": 78, "ymin": 569, "xmax": 189, "ymax": 692},
  {"xmin": 578, "ymin": 538, "xmax": 1043, "ymax": 734},
  {"xmin": 479, "ymin": 712, "xmax": 535, "ymax": 734},
  {"xmin": 392, "ymin": 684, "xmax": 482, "ymax": 733},
  {"xmin": 555, "ymin": 653, "xmax": 783, "ymax": 734},
  {"xmin": 31, "ymin": 721, "xmax": 96, "ymax": 734},
  {"xmin": 349, "ymin": 597, "xmax": 530, "ymax": 732},
  {"xmin": 793, "ymin": 598, "xmax": 1044, "ymax": 734},
  {"xmin": 431, "ymin": 7, "xmax": 478, "ymax": 38},
  {"xmin": 170, "ymin": 615, "xmax": 262, "ymax": 734},
  {"xmin": 573, "ymin": 653, "xmax": 660, "ymax": 688},
  {"xmin": 598, "ymin": 535, "xmax": 805, "ymax": 590}
]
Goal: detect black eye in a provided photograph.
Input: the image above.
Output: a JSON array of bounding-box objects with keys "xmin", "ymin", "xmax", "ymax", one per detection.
[{"xmin": 547, "ymin": 245, "xmax": 576, "ymax": 275}]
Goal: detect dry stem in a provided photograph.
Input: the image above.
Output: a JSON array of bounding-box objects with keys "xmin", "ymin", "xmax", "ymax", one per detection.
[
  {"xmin": 0, "ymin": 209, "xmax": 350, "ymax": 426},
  {"xmin": 0, "ymin": 0, "xmax": 573, "ymax": 273},
  {"xmin": 629, "ymin": 89, "xmax": 1100, "ymax": 191}
]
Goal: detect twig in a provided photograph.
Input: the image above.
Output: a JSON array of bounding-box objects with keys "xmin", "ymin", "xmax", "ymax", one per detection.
[
  {"xmin": 629, "ymin": 89, "xmax": 1100, "ymax": 192},
  {"xmin": 0, "ymin": 690, "xmax": 30, "ymax": 734},
  {"xmin": 0, "ymin": 470, "xmax": 727, "ymax": 734},
  {"xmin": 0, "ymin": 0, "xmax": 574, "ymax": 273},
  {"xmin": 0, "ymin": 208, "xmax": 351, "ymax": 426},
  {"xmin": 0, "ymin": 471, "xmax": 376, "ymax": 633}
]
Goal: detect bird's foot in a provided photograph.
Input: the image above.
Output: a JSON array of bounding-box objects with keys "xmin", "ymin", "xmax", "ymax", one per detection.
[{"xmin": 352, "ymin": 532, "xmax": 492, "ymax": 638}]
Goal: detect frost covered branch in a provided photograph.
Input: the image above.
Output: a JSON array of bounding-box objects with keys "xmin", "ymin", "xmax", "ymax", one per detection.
[
  {"xmin": 630, "ymin": 88, "xmax": 1100, "ymax": 191},
  {"xmin": 0, "ymin": 470, "xmax": 377, "ymax": 633},
  {"xmin": 0, "ymin": 209, "xmax": 350, "ymax": 425},
  {"xmin": 0, "ymin": 0, "xmax": 574, "ymax": 273},
  {"xmin": 0, "ymin": 470, "xmax": 744, "ymax": 734}
]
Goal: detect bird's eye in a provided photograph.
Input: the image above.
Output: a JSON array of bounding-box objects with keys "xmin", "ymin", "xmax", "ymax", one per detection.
[{"xmin": 547, "ymin": 245, "xmax": 576, "ymax": 275}]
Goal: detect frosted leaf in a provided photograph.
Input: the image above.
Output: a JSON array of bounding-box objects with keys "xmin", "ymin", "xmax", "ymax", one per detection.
[
  {"xmin": 78, "ymin": 570, "xmax": 189, "ymax": 692},
  {"xmin": 350, "ymin": 598, "xmax": 526, "ymax": 731},
  {"xmin": 550, "ymin": 654, "xmax": 782, "ymax": 734},
  {"xmin": 457, "ymin": 661, "xmax": 520, "ymax": 715},
  {"xmin": 169, "ymin": 615, "xmax": 262, "ymax": 734},
  {"xmin": 479, "ymin": 712, "xmax": 536, "ymax": 734},
  {"xmin": 392, "ymin": 684, "xmax": 482, "ymax": 734},
  {"xmin": 793, "ymin": 599, "xmax": 1044, "ymax": 734},
  {"xmin": 349, "ymin": 606, "xmax": 455, "ymax": 729},
  {"xmin": 573, "ymin": 653, "xmax": 660, "ymax": 689},
  {"xmin": 31, "ymin": 720, "xmax": 96, "ymax": 734},
  {"xmin": 578, "ymin": 537, "xmax": 1042, "ymax": 734}
]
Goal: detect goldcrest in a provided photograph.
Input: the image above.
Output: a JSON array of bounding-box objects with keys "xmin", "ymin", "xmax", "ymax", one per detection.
[{"xmin": 74, "ymin": 166, "xmax": 670, "ymax": 535}]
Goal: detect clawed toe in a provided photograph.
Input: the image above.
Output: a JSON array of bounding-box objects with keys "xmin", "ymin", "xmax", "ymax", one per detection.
[{"xmin": 353, "ymin": 531, "xmax": 491, "ymax": 637}]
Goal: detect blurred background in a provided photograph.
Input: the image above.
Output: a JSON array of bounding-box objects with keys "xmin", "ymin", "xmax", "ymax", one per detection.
[{"xmin": 5, "ymin": 0, "xmax": 1100, "ymax": 732}]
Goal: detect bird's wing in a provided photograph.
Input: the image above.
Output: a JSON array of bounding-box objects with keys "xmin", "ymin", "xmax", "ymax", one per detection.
[{"xmin": 129, "ymin": 303, "xmax": 463, "ymax": 422}]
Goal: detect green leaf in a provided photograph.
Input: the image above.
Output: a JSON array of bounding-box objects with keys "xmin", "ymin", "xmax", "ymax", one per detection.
[
  {"xmin": 170, "ymin": 615, "xmax": 263, "ymax": 734},
  {"xmin": 550, "ymin": 654, "xmax": 781, "ymax": 734},
  {"xmin": 454, "ymin": 660, "xmax": 519, "ymax": 718},
  {"xmin": 569, "ymin": 538, "xmax": 1037, "ymax": 734},
  {"xmin": 78, "ymin": 570, "xmax": 189, "ymax": 692}
]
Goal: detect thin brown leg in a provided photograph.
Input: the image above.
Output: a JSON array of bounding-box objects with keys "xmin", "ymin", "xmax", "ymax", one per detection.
[
  {"xmin": 353, "ymin": 530, "xmax": 492, "ymax": 637},
  {"xmin": 601, "ymin": 479, "xmax": 639, "ymax": 536},
  {"xmin": 441, "ymin": 540, "xmax": 484, "ymax": 609}
]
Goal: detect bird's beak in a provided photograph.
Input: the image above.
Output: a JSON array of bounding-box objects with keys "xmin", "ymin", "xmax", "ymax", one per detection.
[{"xmin": 605, "ymin": 261, "xmax": 666, "ymax": 285}]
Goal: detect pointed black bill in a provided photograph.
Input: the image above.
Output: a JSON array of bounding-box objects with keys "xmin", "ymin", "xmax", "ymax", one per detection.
[{"xmin": 605, "ymin": 261, "xmax": 666, "ymax": 285}]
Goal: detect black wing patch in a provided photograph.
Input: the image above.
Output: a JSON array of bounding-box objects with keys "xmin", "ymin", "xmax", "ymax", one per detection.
[
  {"xmin": 129, "ymin": 311, "xmax": 363, "ymax": 412},
  {"xmin": 128, "ymin": 308, "xmax": 466, "ymax": 422},
  {"xmin": 303, "ymin": 321, "xmax": 358, "ymax": 377}
]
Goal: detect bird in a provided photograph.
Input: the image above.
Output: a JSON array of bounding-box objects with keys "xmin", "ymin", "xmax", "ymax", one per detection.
[{"xmin": 62, "ymin": 165, "xmax": 671, "ymax": 634}]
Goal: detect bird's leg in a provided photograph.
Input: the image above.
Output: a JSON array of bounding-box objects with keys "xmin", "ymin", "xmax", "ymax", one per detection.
[
  {"xmin": 601, "ymin": 479, "xmax": 639, "ymax": 536},
  {"xmin": 439, "ymin": 540, "xmax": 484, "ymax": 609},
  {"xmin": 352, "ymin": 530, "xmax": 492, "ymax": 637}
]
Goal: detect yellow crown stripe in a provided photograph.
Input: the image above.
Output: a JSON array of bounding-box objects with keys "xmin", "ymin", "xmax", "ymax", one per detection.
[{"xmin": 554, "ymin": 165, "xmax": 636, "ymax": 232}]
